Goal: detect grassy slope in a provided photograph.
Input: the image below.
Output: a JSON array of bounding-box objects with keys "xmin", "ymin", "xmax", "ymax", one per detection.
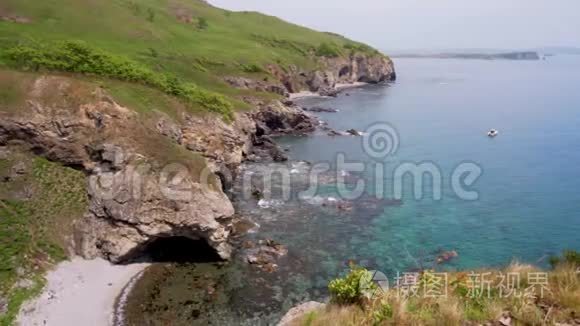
[
  {"xmin": 0, "ymin": 151, "xmax": 88, "ymax": 326},
  {"xmin": 0, "ymin": 0, "xmax": 383, "ymax": 117},
  {"xmin": 298, "ymin": 262, "xmax": 580, "ymax": 325}
]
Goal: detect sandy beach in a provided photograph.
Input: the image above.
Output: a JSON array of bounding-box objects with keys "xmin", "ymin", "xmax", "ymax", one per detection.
[
  {"xmin": 335, "ymin": 81, "xmax": 368, "ymax": 90},
  {"xmin": 17, "ymin": 258, "xmax": 148, "ymax": 326},
  {"xmin": 288, "ymin": 82, "xmax": 368, "ymax": 100}
]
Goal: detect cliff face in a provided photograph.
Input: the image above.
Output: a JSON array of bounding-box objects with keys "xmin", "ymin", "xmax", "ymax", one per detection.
[
  {"xmin": 0, "ymin": 75, "xmax": 234, "ymax": 262},
  {"xmin": 225, "ymin": 53, "xmax": 396, "ymax": 98},
  {"xmin": 265, "ymin": 53, "xmax": 396, "ymax": 96},
  {"xmin": 0, "ymin": 72, "xmax": 318, "ymax": 262}
]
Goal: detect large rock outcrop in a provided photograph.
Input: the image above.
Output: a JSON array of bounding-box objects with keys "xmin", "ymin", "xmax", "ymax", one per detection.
[
  {"xmin": 0, "ymin": 74, "xmax": 235, "ymax": 262},
  {"xmin": 266, "ymin": 53, "xmax": 396, "ymax": 95},
  {"xmin": 0, "ymin": 72, "xmax": 319, "ymax": 263},
  {"xmin": 223, "ymin": 53, "xmax": 395, "ymax": 98}
]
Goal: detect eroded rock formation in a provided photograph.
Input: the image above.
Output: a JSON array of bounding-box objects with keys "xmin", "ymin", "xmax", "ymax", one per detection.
[
  {"xmin": 266, "ymin": 53, "xmax": 396, "ymax": 96},
  {"xmin": 0, "ymin": 73, "xmax": 318, "ymax": 263},
  {"xmin": 0, "ymin": 51, "xmax": 394, "ymax": 263},
  {"xmin": 224, "ymin": 53, "xmax": 396, "ymax": 98},
  {"xmin": 0, "ymin": 75, "xmax": 237, "ymax": 262}
]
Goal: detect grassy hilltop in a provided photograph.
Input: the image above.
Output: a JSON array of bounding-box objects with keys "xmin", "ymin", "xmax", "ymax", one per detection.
[{"xmin": 0, "ymin": 0, "xmax": 383, "ymax": 119}]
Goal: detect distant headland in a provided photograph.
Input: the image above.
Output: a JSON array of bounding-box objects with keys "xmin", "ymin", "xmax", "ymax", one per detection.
[{"xmin": 392, "ymin": 51, "xmax": 541, "ymax": 61}]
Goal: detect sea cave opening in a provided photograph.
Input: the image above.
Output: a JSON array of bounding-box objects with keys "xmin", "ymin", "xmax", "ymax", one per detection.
[
  {"xmin": 127, "ymin": 236, "xmax": 223, "ymax": 264},
  {"xmin": 339, "ymin": 66, "xmax": 350, "ymax": 77}
]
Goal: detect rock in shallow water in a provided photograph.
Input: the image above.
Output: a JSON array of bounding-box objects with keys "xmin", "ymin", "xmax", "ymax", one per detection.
[
  {"xmin": 303, "ymin": 106, "xmax": 338, "ymax": 113},
  {"xmin": 436, "ymin": 250, "xmax": 459, "ymax": 264},
  {"xmin": 245, "ymin": 239, "xmax": 288, "ymax": 273},
  {"xmin": 346, "ymin": 128, "xmax": 363, "ymax": 136}
]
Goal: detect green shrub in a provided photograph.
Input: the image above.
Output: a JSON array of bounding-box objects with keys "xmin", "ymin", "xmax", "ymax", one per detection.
[
  {"xmin": 315, "ymin": 42, "xmax": 342, "ymax": 58},
  {"xmin": 372, "ymin": 301, "xmax": 394, "ymax": 324},
  {"xmin": 343, "ymin": 42, "xmax": 380, "ymax": 56},
  {"xmin": 147, "ymin": 8, "xmax": 155, "ymax": 22},
  {"xmin": 303, "ymin": 311, "xmax": 318, "ymax": 326},
  {"xmin": 180, "ymin": 83, "xmax": 233, "ymax": 120},
  {"xmin": 197, "ymin": 17, "xmax": 209, "ymax": 30},
  {"xmin": 328, "ymin": 265, "xmax": 377, "ymax": 305},
  {"xmin": 2, "ymin": 41, "xmax": 233, "ymax": 120},
  {"xmin": 147, "ymin": 47, "xmax": 159, "ymax": 58},
  {"xmin": 4, "ymin": 41, "xmax": 156, "ymax": 82},
  {"xmin": 239, "ymin": 63, "xmax": 264, "ymax": 73},
  {"xmin": 252, "ymin": 34, "xmax": 310, "ymax": 56}
]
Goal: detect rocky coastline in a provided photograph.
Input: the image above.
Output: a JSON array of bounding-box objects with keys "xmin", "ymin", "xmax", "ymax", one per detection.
[
  {"xmin": 1, "ymin": 53, "xmax": 395, "ymax": 324},
  {"xmin": 0, "ymin": 53, "xmax": 395, "ymax": 265}
]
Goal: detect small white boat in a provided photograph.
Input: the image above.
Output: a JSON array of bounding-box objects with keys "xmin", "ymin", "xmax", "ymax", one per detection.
[{"xmin": 487, "ymin": 129, "xmax": 499, "ymax": 137}]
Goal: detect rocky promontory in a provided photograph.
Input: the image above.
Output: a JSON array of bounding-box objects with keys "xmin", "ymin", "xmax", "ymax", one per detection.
[
  {"xmin": 0, "ymin": 51, "xmax": 394, "ymax": 264},
  {"xmin": 226, "ymin": 53, "xmax": 396, "ymax": 98},
  {"xmin": 0, "ymin": 1, "xmax": 399, "ymax": 323}
]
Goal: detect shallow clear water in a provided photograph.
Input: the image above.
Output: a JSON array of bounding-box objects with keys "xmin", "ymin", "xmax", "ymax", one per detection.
[
  {"xmin": 278, "ymin": 57, "xmax": 580, "ymax": 271},
  {"xmin": 127, "ymin": 57, "xmax": 580, "ymax": 325}
]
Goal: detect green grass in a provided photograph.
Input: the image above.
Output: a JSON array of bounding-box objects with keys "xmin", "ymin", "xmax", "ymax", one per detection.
[
  {"xmin": 0, "ymin": 0, "xmax": 387, "ymax": 120},
  {"xmin": 315, "ymin": 43, "xmax": 343, "ymax": 58},
  {"xmin": 0, "ymin": 268, "xmax": 45, "ymax": 326},
  {"xmin": 0, "ymin": 82, "xmax": 22, "ymax": 107},
  {"xmin": 107, "ymin": 81, "xmax": 187, "ymax": 120},
  {"xmin": 0, "ymin": 70, "xmax": 31, "ymax": 110},
  {"xmin": 3, "ymin": 40, "xmax": 235, "ymax": 120},
  {"xmin": 0, "ymin": 152, "xmax": 88, "ymax": 325}
]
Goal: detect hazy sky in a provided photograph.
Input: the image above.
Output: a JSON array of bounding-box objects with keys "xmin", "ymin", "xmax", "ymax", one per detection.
[{"xmin": 209, "ymin": 0, "xmax": 580, "ymax": 51}]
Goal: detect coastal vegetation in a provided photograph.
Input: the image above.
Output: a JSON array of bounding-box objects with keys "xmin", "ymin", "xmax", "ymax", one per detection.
[
  {"xmin": 0, "ymin": 0, "xmax": 386, "ymax": 121},
  {"xmin": 295, "ymin": 252, "xmax": 580, "ymax": 325},
  {"xmin": 3, "ymin": 40, "xmax": 235, "ymax": 119},
  {"xmin": 0, "ymin": 153, "xmax": 88, "ymax": 326}
]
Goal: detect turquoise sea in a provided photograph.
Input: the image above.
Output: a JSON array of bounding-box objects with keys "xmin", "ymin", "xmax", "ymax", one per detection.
[{"xmin": 279, "ymin": 56, "xmax": 580, "ymax": 272}]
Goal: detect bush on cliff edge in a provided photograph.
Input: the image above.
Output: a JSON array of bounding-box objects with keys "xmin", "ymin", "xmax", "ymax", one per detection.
[
  {"xmin": 3, "ymin": 40, "xmax": 234, "ymax": 120},
  {"xmin": 328, "ymin": 265, "xmax": 378, "ymax": 305}
]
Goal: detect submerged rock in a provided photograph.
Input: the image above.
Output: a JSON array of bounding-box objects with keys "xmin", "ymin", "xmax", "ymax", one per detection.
[
  {"xmin": 346, "ymin": 128, "xmax": 362, "ymax": 136},
  {"xmin": 230, "ymin": 218, "xmax": 259, "ymax": 237},
  {"xmin": 327, "ymin": 130, "xmax": 344, "ymax": 137},
  {"xmin": 436, "ymin": 250, "xmax": 459, "ymax": 264},
  {"xmin": 251, "ymin": 136, "xmax": 289, "ymax": 162},
  {"xmin": 303, "ymin": 106, "xmax": 338, "ymax": 113},
  {"xmin": 245, "ymin": 239, "xmax": 288, "ymax": 273}
]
